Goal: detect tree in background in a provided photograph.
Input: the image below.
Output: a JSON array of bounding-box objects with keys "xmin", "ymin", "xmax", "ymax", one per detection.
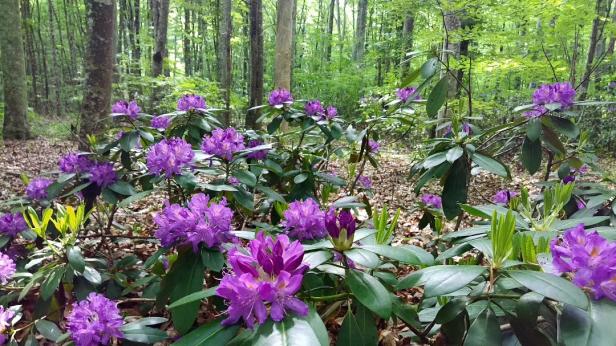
[
  {"xmin": 247, "ymin": 0, "xmax": 264, "ymax": 129},
  {"xmin": 218, "ymin": 0, "xmax": 232, "ymax": 126},
  {"xmin": 275, "ymin": 0, "xmax": 295, "ymax": 91},
  {"xmin": 1, "ymin": 0, "xmax": 31, "ymax": 139},
  {"xmin": 352, "ymin": 0, "xmax": 368, "ymax": 62},
  {"xmin": 79, "ymin": 0, "xmax": 115, "ymax": 148},
  {"xmin": 151, "ymin": 0, "xmax": 170, "ymax": 77}
]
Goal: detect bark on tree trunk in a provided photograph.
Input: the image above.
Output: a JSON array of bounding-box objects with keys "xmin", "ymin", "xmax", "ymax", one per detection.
[
  {"xmin": 47, "ymin": 0, "xmax": 63, "ymax": 116},
  {"xmin": 79, "ymin": 0, "xmax": 115, "ymax": 149},
  {"xmin": 275, "ymin": 0, "xmax": 294, "ymax": 90},
  {"xmin": 21, "ymin": 0, "xmax": 42, "ymax": 114},
  {"xmin": 151, "ymin": 0, "xmax": 169, "ymax": 77},
  {"xmin": 352, "ymin": 0, "xmax": 367, "ymax": 61},
  {"xmin": 400, "ymin": 14, "xmax": 414, "ymax": 77},
  {"xmin": 325, "ymin": 0, "xmax": 335, "ymax": 62},
  {"xmin": 579, "ymin": 0, "xmax": 607, "ymax": 100},
  {"xmin": 184, "ymin": 2, "xmax": 191, "ymax": 75},
  {"xmin": 1, "ymin": 0, "xmax": 31, "ymax": 139},
  {"xmin": 218, "ymin": 0, "xmax": 232, "ymax": 126},
  {"xmin": 247, "ymin": 0, "xmax": 264, "ymax": 130}
]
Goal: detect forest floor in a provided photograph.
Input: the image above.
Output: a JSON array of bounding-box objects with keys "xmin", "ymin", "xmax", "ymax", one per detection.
[{"xmin": 0, "ymin": 138, "xmax": 572, "ymax": 345}]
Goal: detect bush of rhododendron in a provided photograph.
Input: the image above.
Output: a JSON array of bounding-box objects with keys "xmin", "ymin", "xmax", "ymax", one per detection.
[{"xmin": 1, "ymin": 53, "xmax": 616, "ymax": 346}]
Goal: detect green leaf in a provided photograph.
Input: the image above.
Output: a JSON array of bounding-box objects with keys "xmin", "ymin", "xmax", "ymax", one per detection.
[
  {"xmin": 118, "ymin": 190, "xmax": 153, "ymax": 207},
  {"xmin": 346, "ymin": 269, "xmax": 392, "ymax": 319},
  {"xmin": 173, "ymin": 318, "xmax": 239, "ymax": 346},
  {"xmin": 41, "ymin": 266, "xmax": 66, "ymax": 300},
  {"xmin": 463, "ymin": 306, "xmax": 502, "ymax": 346},
  {"xmin": 398, "ymin": 265, "xmax": 486, "ymax": 297},
  {"xmin": 426, "ymin": 76, "xmax": 449, "ymax": 117},
  {"xmin": 256, "ymin": 185, "xmax": 286, "ymax": 203},
  {"xmin": 108, "ymin": 181, "xmax": 137, "ymax": 196},
  {"xmin": 344, "ymin": 248, "xmax": 380, "ymax": 268},
  {"xmin": 83, "ymin": 265, "xmax": 102, "ymax": 285},
  {"xmin": 446, "ymin": 146, "xmax": 464, "ymax": 163},
  {"xmin": 435, "ymin": 298, "xmax": 469, "ymax": 324},
  {"xmin": 355, "ymin": 303, "xmax": 378, "ymax": 346},
  {"xmin": 336, "ymin": 310, "xmax": 363, "ymax": 346},
  {"xmin": 233, "ymin": 170, "xmax": 258, "ymax": 187},
  {"xmin": 442, "ymin": 157, "xmax": 469, "ymax": 219},
  {"xmin": 121, "ymin": 325, "xmax": 168, "ymax": 343},
  {"xmin": 35, "ymin": 320, "xmax": 62, "ymax": 342},
  {"xmin": 526, "ymin": 118, "xmax": 542, "ymax": 141},
  {"xmin": 422, "ymin": 151, "xmax": 448, "ymax": 169},
  {"xmin": 472, "ymin": 152, "xmax": 509, "ymax": 178},
  {"xmin": 359, "ymin": 244, "xmax": 433, "ymax": 265},
  {"xmin": 267, "ymin": 117, "xmax": 283, "ymax": 134},
  {"xmin": 420, "ymin": 57, "xmax": 438, "ymax": 78},
  {"xmin": 541, "ymin": 125, "xmax": 566, "ymax": 154},
  {"xmin": 521, "ymin": 136, "xmax": 542, "ymax": 174},
  {"xmin": 558, "ymin": 299, "xmax": 616, "ymax": 346},
  {"xmin": 67, "ymin": 246, "xmax": 85, "ymax": 273},
  {"xmin": 304, "ymin": 250, "xmax": 332, "ymax": 269},
  {"xmin": 201, "ymin": 248, "xmax": 225, "ymax": 271},
  {"xmin": 546, "ymin": 116, "xmax": 579, "ymax": 139},
  {"xmin": 507, "ymin": 270, "xmax": 588, "ymax": 309},
  {"xmin": 167, "ymin": 287, "xmax": 217, "ymax": 309},
  {"xmin": 229, "ymin": 311, "xmax": 328, "ymax": 346}
]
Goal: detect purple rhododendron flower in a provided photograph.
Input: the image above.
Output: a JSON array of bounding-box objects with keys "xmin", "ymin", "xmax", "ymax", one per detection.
[
  {"xmin": 268, "ymin": 89, "xmax": 293, "ymax": 107},
  {"xmin": 154, "ymin": 193, "xmax": 234, "ymax": 251},
  {"xmin": 444, "ymin": 122, "xmax": 472, "ymax": 136},
  {"xmin": 216, "ymin": 232, "xmax": 309, "ymax": 328},
  {"xmin": 397, "ymin": 87, "xmax": 419, "ymax": 102},
  {"xmin": 551, "ymin": 224, "xmax": 616, "ymax": 300},
  {"xmin": 421, "ymin": 194, "xmax": 442, "ymax": 209},
  {"xmin": 304, "ymin": 100, "xmax": 324, "ymax": 117},
  {"xmin": 59, "ymin": 153, "xmax": 94, "ymax": 174},
  {"xmin": 493, "ymin": 190, "xmax": 518, "ymax": 205},
  {"xmin": 228, "ymin": 176, "xmax": 240, "ymax": 186},
  {"xmin": 576, "ymin": 198, "xmax": 587, "ymax": 210},
  {"xmin": 0, "ymin": 213, "xmax": 27, "ymax": 237},
  {"xmin": 88, "ymin": 162, "xmax": 117, "ymax": 188},
  {"xmin": 324, "ymin": 106, "xmax": 337, "ymax": 120},
  {"xmin": 25, "ymin": 177, "xmax": 53, "ymax": 200},
  {"xmin": 563, "ymin": 175, "xmax": 576, "ymax": 184},
  {"xmin": 525, "ymin": 82, "xmax": 576, "ymax": 118},
  {"xmin": 177, "ymin": 94, "xmax": 206, "ymax": 111},
  {"xmin": 325, "ymin": 209, "xmax": 356, "ymax": 239},
  {"xmin": 358, "ymin": 175, "xmax": 373, "ymax": 189},
  {"xmin": 246, "ymin": 139, "xmax": 269, "ymax": 160},
  {"xmin": 151, "ymin": 115, "xmax": 171, "ymax": 130},
  {"xmin": 282, "ymin": 199, "xmax": 327, "ymax": 241},
  {"xmin": 0, "ymin": 253, "xmax": 16, "ymax": 285},
  {"xmin": 368, "ymin": 139, "xmax": 380, "ymax": 153},
  {"xmin": 67, "ymin": 293, "xmax": 123, "ymax": 346},
  {"xmin": 112, "ymin": 100, "xmax": 141, "ymax": 119},
  {"xmin": 147, "ymin": 138, "xmax": 194, "ymax": 178},
  {"xmin": 0, "ymin": 306, "xmax": 15, "ymax": 345},
  {"xmin": 201, "ymin": 128, "xmax": 245, "ymax": 161}
]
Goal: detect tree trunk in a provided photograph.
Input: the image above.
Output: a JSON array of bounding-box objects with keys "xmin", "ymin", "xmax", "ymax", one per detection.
[
  {"xmin": 184, "ymin": 2, "xmax": 191, "ymax": 75},
  {"xmin": 352, "ymin": 0, "xmax": 367, "ymax": 61},
  {"xmin": 325, "ymin": 0, "xmax": 335, "ymax": 62},
  {"xmin": 151, "ymin": 0, "xmax": 169, "ymax": 77},
  {"xmin": 274, "ymin": 0, "xmax": 294, "ymax": 90},
  {"xmin": 218, "ymin": 0, "xmax": 232, "ymax": 126},
  {"xmin": 21, "ymin": 0, "xmax": 41, "ymax": 114},
  {"xmin": 47, "ymin": 0, "xmax": 63, "ymax": 116},
  {"xmin": 1, "ymin": 0, "xmax": 31, "ymax": 139},
  {"xmin": 247, "ymin": 0, "xmax": 264, "ymax": 129},
  {"xmin": 400, "ymin": 14, "xmax": 414, "ymax": 77},
  {"xmin": 79, "ymin": 0, "xmax": 115, "ymax": 149},
  {"xmin": 579, "ymin": 0, "xmax": 606, "ymax": 100},
  {"xmin": 130, "ymin": 0, "xmax": 141, "ymax": 75}
]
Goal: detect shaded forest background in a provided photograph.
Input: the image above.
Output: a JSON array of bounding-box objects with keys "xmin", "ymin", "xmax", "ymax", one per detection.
[{"xmin": 1, "ymin": 0, "xmax": 615, "ymax": 149}]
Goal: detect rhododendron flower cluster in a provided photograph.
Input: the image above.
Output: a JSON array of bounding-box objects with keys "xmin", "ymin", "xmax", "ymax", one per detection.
[
  {"xmin": 25, "ymin": 177, "xmax": 53, "ymax": 200},
  {"xmin": 397, "ymin": 87, "xmax": 420, "ymax": 102},
  {"xmin": 492, "ymin": 189, "xmax": 518, "ymax": 205},
  {"xmin": 67, "ymin": 293, "xmax": 123, "ymax": 346},
  {"xmin": 246, "ymin": 139, "xmax": 269, "ymax": 160},
  {"xmin": 151, "ymin": 115, "xmax": 171, "ymax": 130},
  {"xmin": 0, "ymin": 213, "xmax": 27, "ymax": 237},
  {"xmin": 146, "ymin": 138, "xmax": 194, "ymax": 178},
  {"xmin": 88, "ymin": 162, "xmax": 117, "ymax": 188},
  {"xmin": 177, "ymin": 94, "xmax": 206, "ymax": 111},
  {"xmin": 0, "ymin": 306, "xmax": 14, "ymax": 345},
  {"xmin": 368, "ymin": 139, "xmax": 380, "ymax": 153},
  {"xmin": 324, "ymin": 106, "xmax": 337, "ymax": 120},
  {"xmin": 216, "ymin": 232, "xmax": 309, "ymax": 328},
  {"xmin": 268, "ymin": 88, "xmax": 294, "ymax": 107},
  {"xmin": 326, "ymin": 209, "xmax": 356, "ymax": 250},
  {"xmin": 0, "ymin": 253, "xmax": 16, "ymax": 285},
  {"xmin": 551, "ymin": 224, "xmax": 616, "ymax": 300},
  {"xmin": 201, "ymin": 128, "xmax": 245, "ymax": 161},
  {"xmin": 112, "ymin": 100, "xmax": 141, "ymax": 119},
  {"xmin": 421, "ymin": 194, "xmax": 442, "ymax": 209},
  {"xmin": 358, "ymin": 175, "xmax": 373, "ymax": 189},
  {"xmin": 525, "ymin": 82, "xmax": 576, "ymax": 118},
  {"xmin": 154, "ymin": 193, "xmax": 234, "ymax": 251},
  {"xmin": 282, "ymin": 198, "xmax": 327, "ymax": 240},
  {"xmin": 59, "ymin": 153, "xmax": 94, "ymax": 174}
]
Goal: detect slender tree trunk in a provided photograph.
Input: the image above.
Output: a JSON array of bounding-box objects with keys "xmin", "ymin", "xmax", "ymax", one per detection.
[
  {"xmin": 275, "ymin": 0, "xmax": 294, "ymax": 91},
  {"xmin": 579, "ymin": 0, "xmax": 606, "ymax": 100},
  {"xmin": 184, "ymin": 2, "xmax": 192, "ymax": 75},
  {"xmin": 1, "ymin": 0, "xmax": 31, "ymax": 139},
  {"xmin": 247, "ymin": 0, "xmax": 263, "ymax": 129},
  {"xmin": 441, "ymin": 11, "xmax": 462, "ymax": 97},
  {"xmin": 400, "ymin": 14, "xmax": 414, "ymax": 77},
  {"xmin": 21, "ymin": 0, "xmax": 41, "ymax": 114},
  {"xmin": 151, "ymin": 0, "xmax": 169, "ymax": 77},
  {"xmin": 34, "ymin": 0, "xmax": 49, "ymax": 111},
  {"xmin": 352, "ymin": 0, "xmax": 367, "ymax": 61},
  {"xmin": 325, "ymin": 0, "xmax": 335, "ymax": 62},
  {"xmin": 131, "ymin": 0, "xmax": 141, "ymax": 75},
  {"xmin": 218, "ymin": 0, "xmax": 232, "ymax": 126},
  {"xmin": 79, "ymin": 0, "xmax": 115, "ymax": 149},
  {"xmin": 47, "ymin": 0, "xmax": 63, "ymax": 116}
]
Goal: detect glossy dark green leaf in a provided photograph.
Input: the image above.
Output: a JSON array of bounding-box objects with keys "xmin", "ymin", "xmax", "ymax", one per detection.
[
  {"xmin": 420, "ymin": 57, "xmax": 438, "ymax": 78},
  {"xmin": 35, "ymin": 320, "xmax": 62, "ymax": 342},
  {"xmin": 463, "ymin": 306, "xmax": 502, "ymax": 346},
  {"xmin": 109, "ymin": 181, "xmax": 137, "ymax": 196},
  {"xmin": 167, "ymin": 287, "xmax": 217, "ymax": 309},
  {"xmin": 173, "ymin": 318, "xmax": 239, "ymax": 346},
  {"xmin": 398, "ymin": 265, "xmax": 486, "ymax": 297},
  {"xmin": 336, "ymin": 310, "xmax": 364, "ymax": 346},
  {"xmin": 83, "ymin": 265, "xmax": 102, "ymax": 285},
  {"xmin": 442, "ymin": 157, "xmax": 469, "ymax": 219},
  {"xmin": 446, "ymin": 146, "xmax": 464, "ymax": 163},
  {"xmin": 67, "ymin": 246, "xmax": 85, "ymax": 273},
  {"xmin": 121, "ymin": 325, "xmax": 168, "ymax": 343},
  {"xmin": 41, "ymin": 266, "xmax": 66, "ymax": 300},
  {"xmin": 436, "ymin": 297, "xmax": 469, "ymax": 324},
  {"xmin": 472, "ymin": 152, "xmax": 509, "ymax": 178},
  {"xmin": 344, "ymin": 248, "xmax": 380, "ymax": 268},
  {"xmin": 346, "ymin": 269, "xmax": 392, "ymax": 319},
  {"xmin": 546, "ymin": 115, "xmax": 579, "ymax": 139},
  {"xmin": 558, "ymin": 299, "xmax": 616, "ymax": 346},
  {"xmin": 355, "ymin": 303, "xmax": 378, "ymax": 346},
  {"xmin": 360, "ymin": 244, "xmax": 433, "ymax": 265},
  {"xmin": 526, "ymin": 118, "xmax": 542, "ymax": 141},
  {"xmin": 521, "ymin": 136, "xmax": 542, "ymax": 174},
  {"xmin": 427, "ymin": 76, "xmax": 449, "ymax": 117},
  {"xmin": 201, "ymin": 248, "xmax": 225, "ymax": 271},
  {"xmin": 233, "ymin": 170, "xmax": 257, "ymax": 187},
  {"xmin": 541, "ymin": 125, "xmax": 566, "ymax": 154},
  {"xmin": 507, "ymin": 270, "xmax": 588, "ymax": 309},
  {"xmin": 422, "ymin": 151, "xmax": 448, "ymax": 169}
]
